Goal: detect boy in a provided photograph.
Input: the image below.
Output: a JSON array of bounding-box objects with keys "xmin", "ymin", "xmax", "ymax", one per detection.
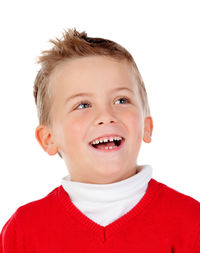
[{"xmin": 0, "ymin": 28, "xmax": 200, "ymax": 252}]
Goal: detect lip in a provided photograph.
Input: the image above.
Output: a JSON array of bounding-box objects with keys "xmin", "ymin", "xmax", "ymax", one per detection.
[
  {"xmin": 89, "ymin": 134, "xmax": 125, "ymax": 145},
  {"xmin": 88, "ymin": 137, "xmax": 125, "ymax": 153}
]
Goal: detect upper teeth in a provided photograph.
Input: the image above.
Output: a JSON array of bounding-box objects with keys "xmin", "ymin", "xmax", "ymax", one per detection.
[{"xmin": 91, "ymin": 136, "xmax": 122, "ymax": 145}]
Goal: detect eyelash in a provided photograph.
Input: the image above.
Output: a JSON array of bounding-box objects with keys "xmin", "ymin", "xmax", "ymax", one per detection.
[{"xmin": 74, "ymin": 96, "xmax": 131, "ymax": 110}]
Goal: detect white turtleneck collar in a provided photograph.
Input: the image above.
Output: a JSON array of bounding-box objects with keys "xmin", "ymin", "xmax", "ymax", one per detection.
[{"xmin": 61, "ymin": 165, "xmax": 153, "ymax": 226}]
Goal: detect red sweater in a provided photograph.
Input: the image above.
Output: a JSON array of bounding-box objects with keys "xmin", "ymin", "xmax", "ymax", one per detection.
[{"xmin": 1, "ymin": 178, "xmax": 200, "ymax": 252}]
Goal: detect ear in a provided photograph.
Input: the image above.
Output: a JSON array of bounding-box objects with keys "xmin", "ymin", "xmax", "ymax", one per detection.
[
  {"xmin": 35, "ymin": 125, "xmax": 58, "ymax": 156},
  {"xmin": 143, "ymin": 116, "xmax": 153, "ymax": 143}
]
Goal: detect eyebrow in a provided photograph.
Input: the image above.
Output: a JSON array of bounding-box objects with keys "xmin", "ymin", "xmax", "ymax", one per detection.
[{"xmin": 64, "ymin": 87, "xmax": 134, "ymax": 105}]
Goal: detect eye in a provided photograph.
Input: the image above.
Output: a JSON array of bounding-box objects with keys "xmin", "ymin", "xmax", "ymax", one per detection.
[
  {"xmin": 75, "ymin": 101, "xmax": 91, "ymax": 110},
  {"xmin": 74, "ymin": 96, "xmax": 131, "ymax": 110},
  {"xmin": 115, "ymin": 97, "xmax": 130, "ymax": 104}
]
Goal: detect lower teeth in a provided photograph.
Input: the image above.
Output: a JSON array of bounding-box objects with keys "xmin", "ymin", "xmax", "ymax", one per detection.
[{"xmin": 105, "ymin": 146, "xmax": 116, "ymax": 150}]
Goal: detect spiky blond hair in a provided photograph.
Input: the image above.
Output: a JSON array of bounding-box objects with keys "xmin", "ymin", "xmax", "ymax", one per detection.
[{"xmin": 33, "ymin": 28, "xmax": 150, "ymax": 128}]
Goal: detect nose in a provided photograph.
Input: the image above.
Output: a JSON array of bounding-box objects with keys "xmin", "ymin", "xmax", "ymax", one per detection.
[{"xmin": 94, "ymin": 107, "xmax": 118, "ymax": 126}]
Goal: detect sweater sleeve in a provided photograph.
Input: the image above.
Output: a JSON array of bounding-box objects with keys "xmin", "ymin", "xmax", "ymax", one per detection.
[
  {"xmin": 0, "ymin": 213, "xmax": 23, "ymax": 253},
  {"xmin": 194, "ymin": 225, "xmax": 200, "ymax": 253}
]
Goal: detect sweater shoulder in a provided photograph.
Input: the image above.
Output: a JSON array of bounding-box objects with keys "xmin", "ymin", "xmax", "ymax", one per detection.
[
  {"xmin": 13, "ymin": 185, "xmax": 62, "ymax": 221},
  {"xmin": 157, "ymin": 179, "xmax": 200, "ymax": 206},
  {"xmin": 0, "ymin": 186, "xmax": 63, "ymax": 247},
  {"xmin": 154, "ymin": 179, "xmax": 200, "ymax": 224},
  {"xmin": 153, "ymin": 179, "xmax": 200, "ymax": 248}
]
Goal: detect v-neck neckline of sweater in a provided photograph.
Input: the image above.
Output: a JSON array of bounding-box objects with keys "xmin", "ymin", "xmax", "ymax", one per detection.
[{"xmin": 57, "ymin": 178, "xmax": 161, "ymax": 243}]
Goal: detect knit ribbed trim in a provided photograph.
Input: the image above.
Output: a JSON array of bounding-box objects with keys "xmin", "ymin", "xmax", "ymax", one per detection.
[{"xmin": 57, "ymin": 178, "xmax": 161, "ymax": 243}]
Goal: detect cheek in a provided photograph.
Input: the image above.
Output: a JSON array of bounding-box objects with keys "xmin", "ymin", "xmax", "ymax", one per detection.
[
  {"xmin": 69, "ymin": 115, "xmax": 88, "ymax": 133},
  {"xmin": 124, "ymin": 110, "xmax": 144, "ymax": 140},
  {"xmin": 125, "ymin": 110, "xmax": 143, "ymax": 128},
  {"xmin": 64, "ymin": 114, "xmax": 90, "ymax": 146}
]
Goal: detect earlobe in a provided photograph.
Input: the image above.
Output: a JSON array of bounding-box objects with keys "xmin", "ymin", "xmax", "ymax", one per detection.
[
  {"xmin": 143, "ymin": 116, "xmax": 153, "ymax": 143},
  {"xmin": 46, "ymin": 144, "xmax": 58, "ymax": 156},
  {"xmin": 35, "ymin": 125, "xmax": 58, "ymax": 156},
  {"xmin": 143, "ymin": 131, "xmax": 152, "ymax": 143}
]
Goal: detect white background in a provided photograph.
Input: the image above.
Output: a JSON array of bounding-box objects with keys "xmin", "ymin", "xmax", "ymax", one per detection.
[{"xmin": 0, "ymin": 0, "xmax": 199, "ymax": 230}]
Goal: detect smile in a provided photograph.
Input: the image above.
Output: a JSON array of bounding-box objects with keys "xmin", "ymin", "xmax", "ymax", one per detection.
[{"xmin": 89, "ymin": 137, "xmax": 125, "ymax": 153}]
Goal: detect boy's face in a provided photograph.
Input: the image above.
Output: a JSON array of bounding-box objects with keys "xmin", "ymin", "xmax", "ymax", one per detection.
[{"xmin": 36, "ymin": 56, "xmax": 153, "ymax": 184}]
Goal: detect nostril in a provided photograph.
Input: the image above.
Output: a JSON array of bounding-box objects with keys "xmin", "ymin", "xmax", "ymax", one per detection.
[{"xmin": 97, "ymin": 120, "xmax": 116, "ymax": 125}]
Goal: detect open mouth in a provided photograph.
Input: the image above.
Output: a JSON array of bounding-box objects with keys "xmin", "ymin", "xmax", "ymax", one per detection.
[{"xmin": 89, "ymin": 137, "xmax": 125, "ymax": 152}]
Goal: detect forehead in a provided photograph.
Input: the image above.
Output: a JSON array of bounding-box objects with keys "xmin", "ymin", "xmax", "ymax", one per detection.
[{"xmin": 50, "ymin": 56, "xmax": 139, "ymax": 97}]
